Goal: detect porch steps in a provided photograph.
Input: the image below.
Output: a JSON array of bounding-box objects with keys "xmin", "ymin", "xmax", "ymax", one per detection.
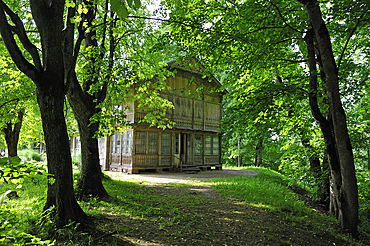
[{"xmin": 181, "ymin": 165, "xmax": 201, "ymax": 174}]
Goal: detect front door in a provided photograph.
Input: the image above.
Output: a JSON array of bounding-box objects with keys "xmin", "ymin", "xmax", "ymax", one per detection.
[{"xmin": 180, "ymin": 133, "xmax": 194, "ymax": 165}]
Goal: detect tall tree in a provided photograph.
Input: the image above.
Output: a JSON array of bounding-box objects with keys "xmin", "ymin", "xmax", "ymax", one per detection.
[
  {"xmin": 66, "ymin": 0, "xmax": 112, "ymax": 199},
  {"xmin": 0, "ymin": 0, "xmax": 88, "ymax": 226},
  {"xmin": 299, "ymin": 1, "xmax": 358, "ymax": 236}
]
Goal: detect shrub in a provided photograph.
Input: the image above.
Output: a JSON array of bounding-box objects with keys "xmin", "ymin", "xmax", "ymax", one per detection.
[{"xmin": 18, "ymin": 149, "xmax": 41, "ymax": 162}]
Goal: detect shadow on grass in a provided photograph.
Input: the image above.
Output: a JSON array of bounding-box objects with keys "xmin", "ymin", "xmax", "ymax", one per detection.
[{"xmin": 76, "ymin": 176, "xmax": 349, "ymax": 246}]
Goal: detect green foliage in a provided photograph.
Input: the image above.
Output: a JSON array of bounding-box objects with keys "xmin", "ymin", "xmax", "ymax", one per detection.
[
  {"xmin": 0, "ymin": 158, "xmax": 52, "ymax": 245},
  {"xmin": 0, "ymin": 37, "xmax": 42, "ymax": 149},
  {"xmin": 18, "ymin": 149, "xmax": 42, "ymax": 162},
  {"xmin": 0, "ymin": 156, "xmax": 47, "ymax": 186},
  {"xmin": 110, "ymin": 0, "xmax": 141, "ymax": 19},
  {"xmin": 72, "ymin": 152, "xmax": 82, "ymax": 167},
  {"xmin": 357, "ymin": 169, "xmax": 370, "ymax": 238}
]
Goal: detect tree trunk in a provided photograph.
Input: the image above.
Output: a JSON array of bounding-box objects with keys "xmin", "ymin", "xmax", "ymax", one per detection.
[
  {"xmin": 2, "ymin": 111, "xmax": 24, "ymax": 158},
  {"xmin": 319, "ymin": 155, "xmax": 330, "ymax": 208},
  {"xmin": 254, "ymin": 136, "xmax": 263, "ymax": 166},
  {"xmin": 237, "ymin": 138, "xmax": 242, "ymax": 167},
  {"xmin": 37, "ymin": 78, "xmax": 88, "ymax": 226},
  {"xmin": 301, "ymin": 3, "xmax": 359, "ymax": 236},
  {"xmin": 67, "ymin": 83, "xmax": 109, "ymax": 199}
]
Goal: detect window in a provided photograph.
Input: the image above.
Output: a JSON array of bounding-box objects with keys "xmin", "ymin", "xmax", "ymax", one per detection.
[
  {"xmin": 205, "ymin": 136, "xmax": 212, "ymax": 155},
  {"xmin": 195, "ymin": 135, "xmax": 203, "ymax": 155},
  {"xmin": 148, "ymin": 132, "xmax": 158, "ymax": 154},
  {"xmin": 135, "ymin": 131, "xmax": 158, "ymax": 154},
  {"xmin": 122, "ymin": 132, "xmax": 127, "ymax": 154},
  {"xmin": 127, "ymin": 131, "xmax": 133, "ymax": 154},
  {"xmin": 205, "ymin": 135, "xmax": 219, "ymax": 155},
  {"xmin": 111, "ymin": 133, "xmax": 121, "ymax": 154},
  {"xmin": 174, "ymin": 134, "xmax": 180, "ymax": 155},
  {"xmin": 213, "ymin": 136, "xmax": 219, "ymax": 155},
  {"xmin": 111, "ymin": 134, "xmax": 116, "ymax": 153},
  {"xmin": 161, "ymin": 133, "xmax": 171, "ymax": 155},
  {"xmin": 135, "ymin": 131, "xmax": 146, "ymax": 154}
]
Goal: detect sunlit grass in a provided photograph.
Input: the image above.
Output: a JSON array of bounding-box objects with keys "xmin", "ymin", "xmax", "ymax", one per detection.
[{"xmin": 212, "ymin": 166, "xmax": 332, "ymax": 226}]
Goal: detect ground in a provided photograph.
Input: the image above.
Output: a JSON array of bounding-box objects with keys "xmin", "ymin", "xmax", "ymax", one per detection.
[{"xmin": 79, "ymin": 170, "xmax": 348, "ymax": 246}]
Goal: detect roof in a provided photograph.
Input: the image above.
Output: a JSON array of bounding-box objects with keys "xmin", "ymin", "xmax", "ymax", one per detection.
[{"xmin": 167, "ymin": 57, "xmax": 228, "ymax": 94}]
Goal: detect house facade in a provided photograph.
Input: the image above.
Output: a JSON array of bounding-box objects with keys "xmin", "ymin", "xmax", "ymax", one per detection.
[{"xmin": 98, "ymin": 59, "xmax": 226, "ymax": 173}]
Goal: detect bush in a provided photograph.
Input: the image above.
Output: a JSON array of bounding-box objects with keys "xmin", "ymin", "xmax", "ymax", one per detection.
[{"xmin": 18, "ymin": 149, "xmax": 41, "ymax": 162}]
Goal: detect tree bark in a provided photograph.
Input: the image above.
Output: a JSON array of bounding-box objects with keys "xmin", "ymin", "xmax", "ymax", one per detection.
[
  {"xmin": 67, "ymin": 80, "xmax": 109, "ymax": 199},
  {"xmin": 37, "ymin": 75, "xmax": 87, "ymax": 226},
  {"xmin": 2, "ymin": 111, "xmax": 24, "ymax": 158},
  {"xmin": 301, "ymin": 3, "xmax": 359, "ymax": 236}
]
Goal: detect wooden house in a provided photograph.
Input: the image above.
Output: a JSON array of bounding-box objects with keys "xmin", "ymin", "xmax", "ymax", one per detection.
[{"xmin": 98, "ymin": 58, "xmax": 226, "ymax": 173}]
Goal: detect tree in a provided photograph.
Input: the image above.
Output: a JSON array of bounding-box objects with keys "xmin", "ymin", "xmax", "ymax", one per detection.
[
  {"xmin": 66, "ymin": 0, "xmax": 112, "ymax": 199},
  {"xmin": 0, "ymin": 41, "xmax": 37, "ymax": 158},
  {"xmin": 299, "ymin": 0, "xmax": 358, "ymax": 236},
  {"xmin": 0, "ymin": 0, "xmax": 88, "ymax": 226}
]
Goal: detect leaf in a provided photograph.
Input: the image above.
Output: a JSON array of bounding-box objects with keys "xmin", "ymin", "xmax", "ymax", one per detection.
[
  {"xmin": 110, "ymin": 0, "xmax": 129, "ymax": 19},
  {"xmin": 0, "ymin": 157, "xmax": 8, "ymax": 165},
  {"xmin": 134, "ymin": 0, "xmax": 141, "ymax": 9},
  {"xmin": 9, "ymin": 156, "xmax": 21, "ymax": 165},
  {"xmin": 66, "ymin": 0, "xmax": 76, "ymax": 8}
]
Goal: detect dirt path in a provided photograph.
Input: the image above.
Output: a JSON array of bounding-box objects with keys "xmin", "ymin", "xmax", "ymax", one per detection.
[
  {"xmin": 94, "ymin": 170, "xmax": 346, "ymax": 245},
  {"xmin": 105, "ymin": 169, "xmax": 259, "ymax": 183}
]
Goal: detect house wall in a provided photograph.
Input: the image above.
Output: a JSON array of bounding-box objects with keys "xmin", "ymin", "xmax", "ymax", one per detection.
[{"xmin": 133, "ymin": 71, "xmax": 222, "ymax": 132}]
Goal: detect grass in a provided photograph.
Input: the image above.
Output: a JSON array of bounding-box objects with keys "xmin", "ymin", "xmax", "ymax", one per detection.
[
  {"xmin": 0, "ymin": 166, "xmax": 367, "ymax": 245},
  {"xmin": 212, "ymin": 167, "xmax": 335, "ymax": 228}
]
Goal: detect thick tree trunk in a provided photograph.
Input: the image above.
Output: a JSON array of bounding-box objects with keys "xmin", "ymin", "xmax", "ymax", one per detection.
[
  {"xmin": 301, "ymin": 3, "xmax": 359, "ymax": 236},
  {"xmin": 36, "ymin": 75, "xmax": 87, "ymax": 226},
  {"xmin": 2, "ymin": 111, "xmax": 24, "ymax": 158},
  {"xmin": 67, "ymin": 82, "xmax": 109, "ymax": 199}
]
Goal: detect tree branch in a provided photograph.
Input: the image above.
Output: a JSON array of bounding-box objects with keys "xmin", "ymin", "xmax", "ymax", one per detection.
[
  {"xmin": 1, "ymin": 1, "xmax": 42, "ymax": 71},
  {"xmin": 0, "ymin": 0, "xmax": 38, "ymax": 81},
  {"xmin": 337, "ymin": 9, "xmax": 370, "ymax": 70},
  {"xmin": 268, "ymin": 0, "xmax": 305, "ymax": 34}
]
